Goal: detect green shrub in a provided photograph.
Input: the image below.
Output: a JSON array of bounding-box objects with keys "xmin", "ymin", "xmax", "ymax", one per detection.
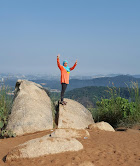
[
  {"xmin": 0, "ymin": 84, "xmax": 16, "ymax": 138},
  {"xmin": 94, "ymin": 97, "xmax": 136, "ymax": 127},
  {"xmin": 90, "ymin": 82, "xmax": 140, "ymax": 128},
  {"xmin": 124, "ymin": 81, "xmax": 140, "ymax": 125}
]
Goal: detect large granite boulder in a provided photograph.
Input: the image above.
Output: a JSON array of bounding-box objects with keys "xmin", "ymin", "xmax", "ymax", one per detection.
[
  {"xmin": 6, "ymin": 134, "xmax": 83, "ymax": 161},
  {"xmin": 88, "ymin": 121, "xmax": 115, "ymax": 132},
  {"xmin": 58, "ymin": 98, "xmax": 94, "ymax": 129},
  {"xmin": 6, "ymin": 80, "xmax": 53, "ymax": 136}
]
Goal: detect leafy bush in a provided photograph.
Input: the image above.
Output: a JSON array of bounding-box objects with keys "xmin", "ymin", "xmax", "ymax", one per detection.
[
  {"xmin": 91, "ymin": 82, "xmax": 140, "ymax": 128},
  {"xmin": 124, "ymin": 81, "xmax": 140, "ymax": 125},
  {"xmin": 94, "ymin": 97, "xmax": 136, "ymax": 127},
  {"xmin": 0, "ymin": 84, "xmax": 16, "ymax": 138}
]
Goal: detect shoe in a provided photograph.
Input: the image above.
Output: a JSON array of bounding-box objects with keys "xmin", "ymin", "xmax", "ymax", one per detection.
[
  {"xmin": 59, "ymin": 101, "xmax": 65, "ymax": 105},
  {"xmin": 63, "ymin": 101, "xmax": 67, "ymax": 105}
]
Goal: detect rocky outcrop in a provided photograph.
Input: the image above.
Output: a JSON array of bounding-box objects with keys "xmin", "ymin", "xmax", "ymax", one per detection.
[
  {"xmin": 50, "ymin": 128, "xmax": 90, "ymax": 138},
  {"xmin": 6, "ymin": 80, "xmax": 53, "ymax": 136},
  {"xmin": 6, "ymin": 82, "xmax": 97, "ymax": 161},
  {"xmin": 58, "ymin": 98, "xmax": 94, "ymax": 129},
  {"xmin": 88, "ymin": 121, "xmax": 115, "ymax": 132},
  {"xmin": 6, "ymin": 134, "xmax": 83, "ymax": 161}
]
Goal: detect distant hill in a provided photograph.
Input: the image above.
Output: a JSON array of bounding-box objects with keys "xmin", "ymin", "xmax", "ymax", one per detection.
[
  {"xmin": 31, "ymin": 75, "xmax": 140, "ymax": 91},
  {"xmin": 64, "ymin": 86, "xmax": 131, "ymax": 108},
  {"xmin": 68, "ymin": 75, "xmax": 140, "ymax": 90},
  {"xmin": 3, "ymin": 75, "xmax": 140, "ymax": 91},
  {"xmin": 132, "ymin": 74, "xmax": 140, "ymax": 78}
]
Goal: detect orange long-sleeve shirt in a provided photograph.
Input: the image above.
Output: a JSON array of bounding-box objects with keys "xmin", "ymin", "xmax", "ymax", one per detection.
[{"xmin": 57, "ymin": 58, "xmax": 77, "ymax": 84}]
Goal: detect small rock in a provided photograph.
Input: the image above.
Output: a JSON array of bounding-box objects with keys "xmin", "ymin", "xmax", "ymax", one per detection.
[
  {"xmin": 88, "ymin": 121, "xmax": 115, "ymax": 132},
  {"xmin": 79, "ymin": 161, "xmax": 95, "ymax": 166}
]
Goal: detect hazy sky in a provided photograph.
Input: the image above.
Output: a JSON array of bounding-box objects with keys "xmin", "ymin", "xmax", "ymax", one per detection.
[{"xmin": 0, "ymin": 0, "xmax": 140, "ymax": 76}]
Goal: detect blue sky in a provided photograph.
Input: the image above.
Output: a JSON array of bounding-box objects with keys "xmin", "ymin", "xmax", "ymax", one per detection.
[{"xmin": 0, "ymin": 0, "xmax": 140, "ymax": 76}]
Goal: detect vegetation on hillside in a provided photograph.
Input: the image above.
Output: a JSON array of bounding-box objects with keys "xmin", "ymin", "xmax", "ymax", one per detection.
[
  {"xmin": 91, "ymin": 82, "xmax": 140, "ymax": 127},
  {"xmin": 0, "ymin": 84, "xmax": 15, "ymax": 138}
]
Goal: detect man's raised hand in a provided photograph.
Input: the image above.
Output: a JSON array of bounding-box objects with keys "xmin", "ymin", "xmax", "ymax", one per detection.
[{"xmin": 57, "ymin": 54, "xmax": 60, "ymax": 59}]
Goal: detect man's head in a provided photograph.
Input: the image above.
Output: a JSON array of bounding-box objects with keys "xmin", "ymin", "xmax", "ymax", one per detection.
[{"xmin": 63, "ymin": 60, "xmax": 68, "ymax": 67}]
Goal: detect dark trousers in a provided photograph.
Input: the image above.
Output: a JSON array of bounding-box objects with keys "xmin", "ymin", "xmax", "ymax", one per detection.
[{"xmin": 61, "ymin": 83, "xmax": 67, "ymax": 101}]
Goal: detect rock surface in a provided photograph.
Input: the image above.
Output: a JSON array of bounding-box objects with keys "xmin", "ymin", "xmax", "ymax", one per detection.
[
  {"xmin": 6, "ymin": 80, "xmax": 53, "ymax": 136},
  {"xmin": 6, "ymin": 135, "xmax": 83, "ymax": 161},
  {"xmin": 66, "ymin": 161, "xmax": 95, "ymax": 166},
  {"xmin": 58, "ymin": 98, "xmax": 94, "ymax": 129},
  {"xmin": 88, "ymin": 121, "xmax": 115, "ymax": 132},
  {"xmin": 79, "ymin": 161, "xmax": 95, "ymax": 166},
  {"xmin": 50, "ymin": 128, "xmax": 90, "ymax": 138}
]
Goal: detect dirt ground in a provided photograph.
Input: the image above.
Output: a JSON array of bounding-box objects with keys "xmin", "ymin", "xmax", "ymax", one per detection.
[{"xmin": 0, "ymin": 127, "xmax": 140, "ymax": 166}]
